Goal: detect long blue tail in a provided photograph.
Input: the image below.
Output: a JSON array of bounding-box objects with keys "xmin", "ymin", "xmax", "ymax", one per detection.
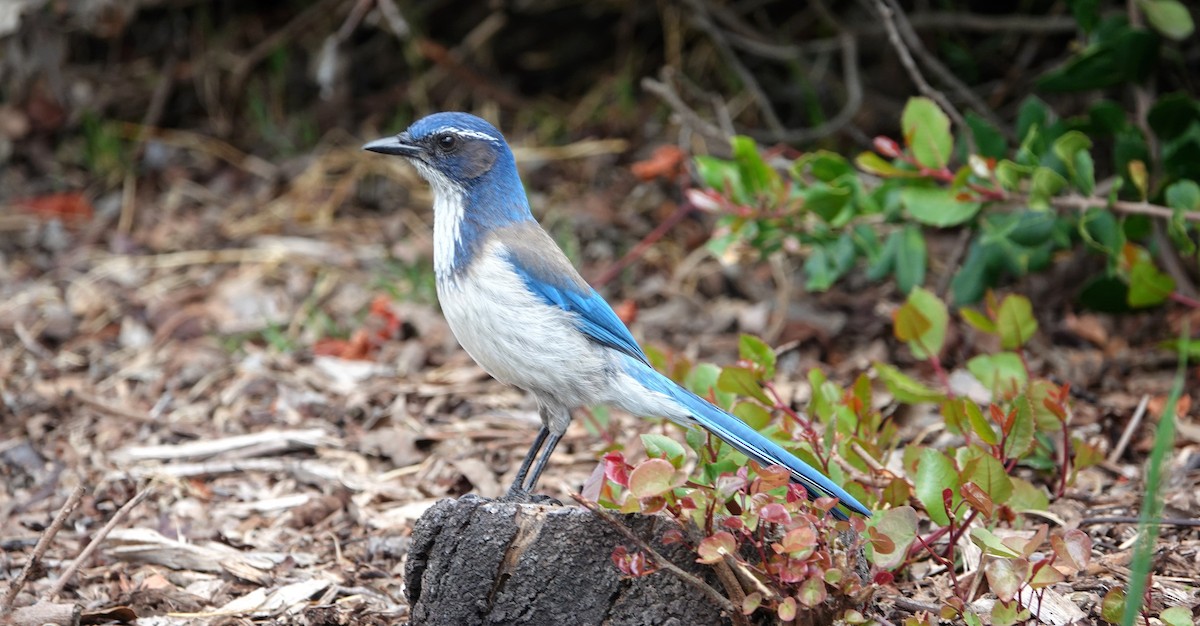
[{"xmin": 627, "ymin": 362, "xmax": 871, "ymax": 519}]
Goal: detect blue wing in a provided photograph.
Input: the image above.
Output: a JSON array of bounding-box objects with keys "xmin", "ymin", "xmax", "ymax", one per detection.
[{"xmin": 503, "ymin": 248, "xmax": 650, "ymax": 365}]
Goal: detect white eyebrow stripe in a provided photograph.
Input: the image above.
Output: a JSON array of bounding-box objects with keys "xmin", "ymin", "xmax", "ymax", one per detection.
[{"xmin": 441, "ymin": 127, "xmax": 499, "ymax": 142}]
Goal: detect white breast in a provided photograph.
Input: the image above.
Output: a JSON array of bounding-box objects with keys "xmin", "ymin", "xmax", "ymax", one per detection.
[{"xmin": 437, "ymin": 242, "xmax": 614, "ymax": 407}]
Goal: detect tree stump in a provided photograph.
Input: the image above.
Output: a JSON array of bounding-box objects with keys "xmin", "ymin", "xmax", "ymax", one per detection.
[{"xmin": 404, "ymin": 495, "xmax": 738, "ymax": 626}]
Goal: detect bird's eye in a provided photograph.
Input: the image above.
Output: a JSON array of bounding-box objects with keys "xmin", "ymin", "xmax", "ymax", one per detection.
[{"xmin": 435, "ymin": 133, "xmax": 459, "ymax": 152}]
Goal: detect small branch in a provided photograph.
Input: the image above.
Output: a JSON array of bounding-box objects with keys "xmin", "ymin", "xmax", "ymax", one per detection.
[
  {"xmin": 684, "ymin": 0, "xmax": 783, "ymax": 134},
  {"xmin": 47, "ymin": 486, "xmax": 152, "ymax": 600},
  {"xmin": 591, "ymin": 200, "xmax": 695, "ymax": 288},
  {"xmin": 884, "ymin": 0, "xmax": 1011, "ymax": 141},
  {"xmin": 866, "ymin": 0, "xmax": 972, "ymax": 153},
  {"xmin": 1, "ymin": 485, "xmax": 85, "ymax": 616},
  {"xmin": 1109, "ymin": 395, "xmax": 1150, "ymax": 464},
  {"xmin": 1080, "ymin": 516, "xmax": 1200, "ymax": 527},
  {"xmin": 1050, "ymin": 195, "xmax": 1200, "ymax": 222},
  {"xmin": 571, "ymin": 495, "xmax": 742, "ymax": 620},
  {"xmin": 642, "ymin": 72, "xmax": 730, "ymax": 147},
  {"xmin": 751, "ymin": 33, "xmax": 863, "ymax": 145}
]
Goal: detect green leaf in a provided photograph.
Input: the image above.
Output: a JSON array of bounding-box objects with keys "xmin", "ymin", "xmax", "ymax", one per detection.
[
  {"xmin": 966, "ymin": 112, "xmax": 1007, "ymax": 158},
  {"xmin": 970, "ymin": 528, "xmax": 1021, "ymax": 558},
  {"xmin": 869, "ymin": 506, "xmax": 918, "ymax": 569},
  {"xmin": 1073, "ymin": 150, "xmax": 1096, "ymax": 195},
  {"xmin": 1067, "ymin": 0, "xmax": 1101, "ymax": 33},
  {"xmin": 1127, "ymin": 260, "xmax": 1176, "ymax": 307},
  {"xmin": 967, "ymin": 400, "xmax": 1000, "ymax": 445},
  {"xmin": 628, "ymin": 458, "xmax": 685, "ymax": 498},
  {"xmin": 1036, "ymin": 27, "xmax": 1159, "ymax": 92},
  {"xmin": 694, "ymin": 155, "xmax": 747, "ymax": 203},
  {"xmin": 960, "ymin": 307, "xmax": 997, "ymax": 334},
  {"xmin": 717, "ymin": 366, "xmax": 773, "ymax": 405},
  {"xmin": 733, "ymin": 401, "xmax": 772, "ymax": 431},
  {"xmin": 967, "ymin": 352, "xmax": 1028, "ymax": 398},
  {"xmin": 1163, "ymin": 181, "xmax": 1199, "ymax": 254},
  {"xmin": 1148, "ymin": 92, "xmax": 1200, "ymax": 140},
  {"xmin": 1052, "ymin": 131, "xmax": 1096, "ymax": 194},
  {"xmin": 867, "ymin": 229, "xmax": 898, "ymax": 282},
  {"xmin": 963, "ymin": 452, "xmax": 1014, "ymax": 504},
  {"xmin": 1079, "ymin": 208, "xmax": 1124, "ymax": 256},
  {"xmin": 1165, "ymin": 179, "xmax": 1200, "ymax": 211},
  {"xmin": 804, "ymin": 183, "xmax": 853, "ymax": 223},
  {"xmin": 1160, "ymin": 606, "xmax": 1194, "ymax": 626},
  {"xmin": 1005, "ymin": 395, "xmax": 1038, "ymax": 459},
  {"xmin": 895, "ymin": 225, "xmax": 927, "ymax": 294},
  {"xmin": 1139, "ymin": 0, "xmax": 1195, "ymax": 40},
  {"xmin": 896, "ymin": 287, "xmax": 948, "ymax": 359},
  {"xmin": 1052, "ymin": 130, "xmax": 1093, "ymax": 166},
  {"xmin": 901, "ymin": 187, "xmax": 982, "ymax": 227},
  {"xmin": 1008, "ymin": 477, "xmax": 1050, "ymax": 510},
  {"xmin": 915, "ymin": 447, "xmax": 959, "ymax": 525},
  {"xmin": 1029, "ymin": 167, "xmax": 1068, "ymax": 208},
  {"xmin": 995, "ymin": 160, "xmax": 1032, "ymax": 191},
  {"xmin": 874, "ymin": 363, "xmax": 946, "ymax": 404},
  {"xmin": 641, "ymin": 433, "xmax": 687, "ymax": 467},
  {"xmin": 739, "ymin": 335, "xmax": 776, "ymax": 378},
  {"xmin": 1101, "ymin": 588, "xmax": 1126, "ymax": 624},
  {"xmin": 686, "ymin": 363, "xmax": 734, "ymax": 408},
  {"xmin": 995, "ymin": 295, "xmax": 1039, "ymax": 349},
  {"xmin": 902, "ymin": 97, "xmax": 954, "ymax": 169},
  {"xmin": 1015, "ymin": 98, "xmax": 1049, "ymax": 149},
  {"xmin": 731, "ymin": 135, "xmax": 779, "ymax": 197},
  {"xmin": 855, "ymin": 152, "xmax": 918, "ymax": 177}
]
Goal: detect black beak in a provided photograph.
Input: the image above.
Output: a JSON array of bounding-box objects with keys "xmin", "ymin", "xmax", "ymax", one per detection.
[{"xmin": 363, "ymin": 133, "xmax": 422, "ymax": 157}]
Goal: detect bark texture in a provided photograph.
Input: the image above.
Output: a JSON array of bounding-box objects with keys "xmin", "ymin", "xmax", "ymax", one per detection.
[{"xmin": 404, "ymin": 495, "xmax": 736, "ymax": 626}]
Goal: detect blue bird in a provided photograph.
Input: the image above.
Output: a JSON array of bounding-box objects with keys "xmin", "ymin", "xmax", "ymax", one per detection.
[{"xmin": 364, "ymin": 112, "xmax": 870, "ymax": 519}]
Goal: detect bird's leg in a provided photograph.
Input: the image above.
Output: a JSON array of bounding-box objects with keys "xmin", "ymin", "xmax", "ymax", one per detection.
[
  {"xmin": 505, "ymin": 426, "xmax": 549, "ymax": 500},
  {"xmin": 521, "ymin": 431, "xmax": 563, "ymax": 493}
]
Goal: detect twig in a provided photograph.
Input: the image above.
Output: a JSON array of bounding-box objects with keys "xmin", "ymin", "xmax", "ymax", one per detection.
[
  {"xmin": 1108, "ymin": 394, "xmax": 1150, "ymax": 464},
  {"xmin": 865, "ymin": 0, "xmax": 973, "ymax": 153},
  {"xmin": 884, "ymin": 0, "xmax": 1011, "ymax": 140},
  {"xmin": 114, "ymin": 122, "xmax": 277, "ymax": 179},
  {"xmin": 0, "ymin": 485, "xmax": 85, "ymax": 616},
  {"xmin": 642, "ymin": 72, "xmax": 729, "ymax": 147},
  {"xmin": 570, "ymin": 494, "xmax": 741, "ymax": 619},
  {"xmin": 892, "ymin": 596, "xmax": 942, "ymax": 614},
  {"xmin": 1051, "ymin": 194, "xmax": 1200, "ymax": 222},
  {"xmin": 227, "ymin": 0, "xmax": 344, "ymax": 99},
  {"xmin": 684, "ymin": 0, "xmax": 783, "ymax": 134},
  {"xmin": 752, "ymin": 33, "xmax": 862, "ymax": 144},
  {"xmin": 1079, "ymin": 516, "xmax": 1200, "ymax": 527},
  {"xmin": 591, "ymin": 201, "xmax": 695, "ymax": 288},
  {"xmin": 47, "ymin": 487, "xmax": 152, "ymax": 599}
]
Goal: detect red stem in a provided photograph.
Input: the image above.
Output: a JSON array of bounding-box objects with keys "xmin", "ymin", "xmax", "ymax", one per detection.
[{"xmin": 591, "ymin": 201, "xmax": 695, "ymax": 287}]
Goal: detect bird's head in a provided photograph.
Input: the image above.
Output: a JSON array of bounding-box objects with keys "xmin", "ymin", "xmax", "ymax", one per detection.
[{"xmin": 363, "ymin": 112, "xmax": 516, "ymax": 197}]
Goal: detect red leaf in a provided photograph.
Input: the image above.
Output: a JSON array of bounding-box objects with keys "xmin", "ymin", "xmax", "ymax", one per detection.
[
  {"xmin": 602, "ymin": 451, "xmax": 630, "ymax": 488},
  {"xmin": 630, "ymin": 145, "xmax": 686, "ymax": 181},
  {"xmin": 17, "ymin": 192, "xmax": 94, "ymax": 221},
  {"xmin": 759, "ymin": 503, "xmax": 792, "ymax": 525}
]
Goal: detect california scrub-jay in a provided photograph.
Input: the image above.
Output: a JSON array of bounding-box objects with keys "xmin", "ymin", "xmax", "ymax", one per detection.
[{"xmin": 364, "ymin": 112, "xmax": 870, "ymax": 519}]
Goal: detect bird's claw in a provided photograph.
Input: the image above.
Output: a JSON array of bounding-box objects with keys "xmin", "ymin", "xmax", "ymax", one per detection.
[{"xmin": 501, "ymin": 488, "xmax": 562, "ymax": 506}]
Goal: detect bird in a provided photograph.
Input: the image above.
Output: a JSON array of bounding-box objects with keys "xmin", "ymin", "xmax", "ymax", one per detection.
[{"xmin": 363, "ymin": 112, "xmax": 870, "ymax": 519}]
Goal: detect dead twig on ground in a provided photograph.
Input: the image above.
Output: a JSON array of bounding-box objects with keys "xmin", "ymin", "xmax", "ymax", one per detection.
[
  {"xmin": 570, "ymin": 494, "xmax": 743, "ymax": 623},
  {"xmin": 1, "ymin": 484, "xmax": 85, "ymax": 616},
  {"xmin": 47, "ymin": 486, "xmax": 152, "ymax": 599}
]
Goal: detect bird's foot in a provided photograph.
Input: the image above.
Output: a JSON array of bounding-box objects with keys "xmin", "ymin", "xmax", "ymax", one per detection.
[{"xmin": 501, "ymin": 488, "xmax": 562, "ymax": 506}]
